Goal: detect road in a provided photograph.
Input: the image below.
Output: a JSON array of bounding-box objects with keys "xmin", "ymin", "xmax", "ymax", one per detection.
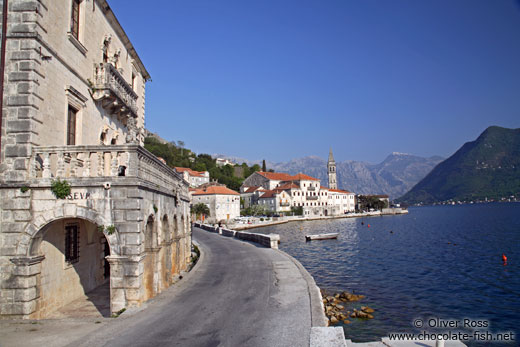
[{"xmin": 71, "ymin": 227, "xmax": 313, "ymax": 347}]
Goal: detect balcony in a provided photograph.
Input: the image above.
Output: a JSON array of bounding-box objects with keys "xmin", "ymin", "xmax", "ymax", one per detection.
[
  {"xmin": 92, "ymin": 63, "xmax": 138, "ymax": 119},
  {"xmin": 279, "ymin": 202, "xmax": 291, "ymax": 207},
  {"xmin": 306, "ymin": 195, "xmax": 319, "ymax": 200},
  {"xmin": 307, "ymin": 186, "xmax": 316, "ymax": 191},
  {"xmin": 28, "ymin": 145, "xmax": 186, "ymax": 194}
]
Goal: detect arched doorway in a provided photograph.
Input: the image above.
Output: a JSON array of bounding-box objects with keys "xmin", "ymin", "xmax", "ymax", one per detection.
[
  {"xmin": 143, "ymin": 215, "xmax": 157, "ymax": 300},
  {"xmin": 32, "ymin": 218, "xmax": 111, "ymax": 318}
]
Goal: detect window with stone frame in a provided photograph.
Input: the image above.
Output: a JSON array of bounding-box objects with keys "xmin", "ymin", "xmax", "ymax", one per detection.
[
  {"xmin": 67, "ymin": 105, "xmax": 78, "ymax": 145},
  {"xmin": 65, "ymin": 224, "xmax": 79, "ymax": 263},
  {"xmin": 70, "ymin": 0, "xmax": 81, "ymax": 40}
]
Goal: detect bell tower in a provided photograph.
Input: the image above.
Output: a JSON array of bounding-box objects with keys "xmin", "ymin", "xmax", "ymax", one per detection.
[{"xmin": 328, "ymin": 148, "xmax": 337, "ymax": 190}]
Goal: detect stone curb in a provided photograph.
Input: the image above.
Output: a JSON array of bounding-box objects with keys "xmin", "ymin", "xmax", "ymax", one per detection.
[{"xmin": 274, "ymin": 249, "xmax": 328, "ymax": 328}]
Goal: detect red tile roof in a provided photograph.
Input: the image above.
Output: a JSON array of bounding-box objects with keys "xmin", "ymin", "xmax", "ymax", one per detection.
[
  {"xmin": 175, "ymin": 167, "xmax": 206, "ymax": 177},
  {"xmin": 259, "ymin": 190, "xmax": 277, "ymax": 199},
  {"xmin": 329, "ymin": 189, "xmax": 354, "ymax": 194},
  {"xmin": 290, "ymin": 173, "xmax": 320, "ymax": 181},
  {"xmin": 257, "ymin": 171, "xmax": 320, "ymax": 182},
  {"xmin": 244, "ymin": 186, "xmax": 266, "ymax": 193},
  {"xmin": 191, "ymin": 186, "xmax": 239, "ymax": 196},
  {"xmin": 257, "ymin": 171, "xmax": 294, "ymax": 181}
]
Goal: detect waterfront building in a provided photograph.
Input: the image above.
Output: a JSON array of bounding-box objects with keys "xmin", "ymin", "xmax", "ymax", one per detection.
[
  {"xmin": 328, "ymin": 148, "xmax": 337, "ymax": 190},
  {"xmin": 328, "ymin": 188, "xmax": 356, "ymax": 215},
  {"xmin": 0, "ymin": 0, "xmax": 192, "ymax": 319},
  {"xmin": 240, "ymin": 186, "xmax": 268, "ymax": 208},
  {"xmin": 174, "ymin": 167, "xmax": 210, "ymax": 187},
  {"xmin": 191, "ymin": 185, "xmax": 240, "ymax": 223},
  {"xmin": 258, "ymin": 188, "xmax": 292, "ymax": 213}
]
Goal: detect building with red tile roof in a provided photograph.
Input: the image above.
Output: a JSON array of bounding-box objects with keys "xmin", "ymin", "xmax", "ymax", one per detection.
[
  {"xmin": 191, "ymin": 185, "xmax": 240, "ymax": 223},
  {"xmin": 174, "ymin": 167, "xmax": 210, "ymax": 187}
]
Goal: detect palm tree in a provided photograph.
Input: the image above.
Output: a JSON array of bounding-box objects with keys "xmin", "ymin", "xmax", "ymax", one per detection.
[{"xmin": 192, "ymin": 203, "xmax": 210, "ymax": 222}]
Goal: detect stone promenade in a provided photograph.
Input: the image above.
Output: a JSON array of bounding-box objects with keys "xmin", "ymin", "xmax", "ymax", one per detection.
[{"xmin": 0, "ymin": 227, "xmax": 327, "ymax": 347}]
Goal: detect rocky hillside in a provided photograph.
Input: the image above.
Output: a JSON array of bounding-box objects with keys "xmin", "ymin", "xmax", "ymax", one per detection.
[
  {"xmin": 398, "ymin": 126, "xmax": 520, "ymax": 204},
  {"xmin": 267, "ymin": 153, "xmax": 443, "ymax": 199}
]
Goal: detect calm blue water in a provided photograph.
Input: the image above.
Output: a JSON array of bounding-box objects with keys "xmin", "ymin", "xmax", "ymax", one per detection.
[{"xmin": 258, "ymin": 203, "xmax": 520, "ymax": 346}]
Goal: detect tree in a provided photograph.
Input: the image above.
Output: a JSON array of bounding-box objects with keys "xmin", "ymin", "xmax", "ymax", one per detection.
[
  {"xmin": 262, "ymin": 159, "xmax": 266, "ymax": 172},
  {"xmin": 192, "ymin": 203, "xmax": 210, "ymax": 221},
  {"xmin": 178, "ymin": 140, "xmax": 185, "ymax": 156}
]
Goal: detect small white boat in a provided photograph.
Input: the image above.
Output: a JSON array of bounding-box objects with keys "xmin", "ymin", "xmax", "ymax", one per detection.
[{"xmin": 305, "ymin": 233, "xmax": 339, "ymax": 241}]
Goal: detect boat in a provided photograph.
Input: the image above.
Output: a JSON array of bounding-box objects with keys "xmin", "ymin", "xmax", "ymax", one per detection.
[{"xmin": 305, "ymin": 233, "xmax": 339, "ymax": 241}]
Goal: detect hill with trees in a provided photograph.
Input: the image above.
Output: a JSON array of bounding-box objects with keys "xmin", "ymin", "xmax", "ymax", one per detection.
[
  {"xmin": 397, "ymin": 126, "xmax": 520, "ymax": 204},
  {"xmin": 144, "ymin": 137, "xmax": 260, "ymax": 191}
]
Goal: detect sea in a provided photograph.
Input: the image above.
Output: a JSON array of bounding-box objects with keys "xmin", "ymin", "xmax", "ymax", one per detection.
[{"xmin": 257, "ymin": 203, "xmax": 520, "ymax": 346}]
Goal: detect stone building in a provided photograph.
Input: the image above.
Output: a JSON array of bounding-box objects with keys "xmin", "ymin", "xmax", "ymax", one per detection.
[
  {"xmin": 174, "ymin": 167, "xmax": 210, "ymax": 187},
  {"xmin": 191, "ymin": 185, "xmax": 240, "ymax": 223},
  {"xmin": 0, "ymin": 0, "xmax": 192, "ymax": 319}
]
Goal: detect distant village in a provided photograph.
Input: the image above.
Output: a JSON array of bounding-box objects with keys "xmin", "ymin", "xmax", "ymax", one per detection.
[{"xmin": 175, "ymin": 149, "xmax": 392, "ymax": 224}]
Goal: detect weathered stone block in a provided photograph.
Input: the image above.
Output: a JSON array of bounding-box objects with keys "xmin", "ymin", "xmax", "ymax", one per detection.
[
  {"xmin": 9, "ymin": 23, "xmax": 38, "ymax": 34},
  {"xmin": 2, "ymin": 198, "xmax": 30, "ymax": 210},
  {"xmin": 113, "ymin": 199, "xmax": 140, "ymax": 210},
  {"xmin": 124, "ymin": 233, "xmax": 141, "ymax": 245},
  {"xmin": 0, "ymin": 247, "xmax": 17, "ymax": 256},
  {"xmin": 7, "ymin": 119, "xmax": 33, "ymax": 133},
  {"xmin": 4, "ymin": 144, "xmax": 31, "ymax": 158},
  {"xmin": 110, "ymin": 276, "xmax": 124, "ymax": 288},
  {"xmin": 63, "ymin": 204, "xmax": 77, "ymax": 217},
  {"xmin": 12, "ymin": 264, "xmax": 40, "ymax": 276},
  {"xmin": 124, "ymin": 276, "xmax": 140, "ymax": 289},
  {"xmin": 125, "ymin": 210, "xmax": 143, "ymax": 222},
  {"xmin": 122, "ymin": 245, "xmax": 141, "ymax": 256},
  {"xmin": 17, "ymin": 107, "xmax": 38, "ymax": 119},
  {"xmin": 113, "ymin": 210, "xmax": 125, "ymax": 222},
  {"xmin": 14, "ymin": 287, "xmax": 37, "ymax": 302},
  {"xmin": 13, "ymin": 158, "xmax": 28, "ymax": 170},
  {"xmin": 10, "ymin": 1, "xmax": 40, "ymax": 12},
  {"xmin": 13, "ymin": 210, "xmax": 31, "ymax": 221},
  {"xmin": 109, "ymin": 188, "xmax": 127, "ymax": 199},
  {"xmin": 125, "ymin": 288, "xmax": 142, "ymax": 302},
  {"xmin": 1, "ymin": 222, "xmax": 27, "ymax": 233},
  {"xmin": 8, "ymin": 94, "xmax": 39, "ymax": 107},
  {"xmin": 123, "ymin": 263, "xmax": 141, "ymax": 277},
  {"xmin": 127, "ymin": 188, "xmax": 141, "ymax": 198}
]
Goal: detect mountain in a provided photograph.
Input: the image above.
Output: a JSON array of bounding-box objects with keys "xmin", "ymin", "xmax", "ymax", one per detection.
[
  {"xmin": 267, "ymin": 153, "xmax": 443, "ymax": 199},
  {"xmin": 398, "ymin": 126, "xmax": 520, "ymax": 204}
]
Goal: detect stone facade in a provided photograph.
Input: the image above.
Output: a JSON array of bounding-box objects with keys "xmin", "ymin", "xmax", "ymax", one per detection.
[
  {"xmin": 191, "ymin": 185, "xmax": 240, "ymax": 223},
  {"xmin": 0, "ymin": 0, "xmax": 191, "ymax": 319}
]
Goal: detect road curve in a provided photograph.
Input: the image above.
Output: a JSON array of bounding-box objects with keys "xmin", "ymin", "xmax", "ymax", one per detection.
[{"xmin": 72, "ymin": 227, "xmax": 313, "ymax": 347}]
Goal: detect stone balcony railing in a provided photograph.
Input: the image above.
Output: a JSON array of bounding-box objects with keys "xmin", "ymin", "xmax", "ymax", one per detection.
[
  {"xmin": 28, "ymin": 145, "xmax": 186, "ymax": 194},
  {"xmin": 92, "ymin": 63, "xmax": 138, "ymax": 118},
  {"xmin": 307, "ymin": 186, "xmax": 316, "ymax": 191},
  {"xmin": 306, "ymin": 195, "xmax": 319, "ymax": 200},
  {"xmin": 279, "ymin": 202, "xmax": 291, "ymax": 207}
]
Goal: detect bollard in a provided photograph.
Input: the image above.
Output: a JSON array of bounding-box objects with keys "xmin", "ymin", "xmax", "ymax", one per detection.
[{"xmin": 436, "ymin": 337, "xmax": 444, "ymax": 347}]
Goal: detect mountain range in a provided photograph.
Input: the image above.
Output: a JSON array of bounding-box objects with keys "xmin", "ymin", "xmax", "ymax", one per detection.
[
  {"xmin": 398, "ymin": 126, "xmax": 520, "ymax": 204},
  {"xmin": 215, "ymin": 152, "xmax": 444, "ymax": 200}
]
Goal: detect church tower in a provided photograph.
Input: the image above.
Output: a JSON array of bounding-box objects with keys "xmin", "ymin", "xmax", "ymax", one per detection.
[{"xmin": 328, "ymin": 148, "xmax": 337, "ymax": 189}]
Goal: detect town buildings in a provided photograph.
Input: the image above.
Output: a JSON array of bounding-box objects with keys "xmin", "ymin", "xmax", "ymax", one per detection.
[
  {"xmin": 0, "ymin": 0, "xmax": 192, "ymax": 319},
  {"xmin": 191, "ymin": 185, "xmax": 240, "ymax": 223},
  {"xmin": 241, "ymin": 150, "xmax": 356, "ymax": 217},
  {"xmin": 174, "ymin": 167, "xmax": 210, "ymax": 187}
]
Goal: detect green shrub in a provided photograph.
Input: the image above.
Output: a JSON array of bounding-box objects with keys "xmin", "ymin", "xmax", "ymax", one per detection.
[{"xmin": 51, "ymin": 179, "xmax": 71, "ymax": 199}]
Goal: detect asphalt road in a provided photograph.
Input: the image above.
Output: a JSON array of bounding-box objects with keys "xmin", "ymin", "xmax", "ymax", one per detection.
[{"xmin": 69, "ymin": 227, "xmax": 313, "ymax": 347}]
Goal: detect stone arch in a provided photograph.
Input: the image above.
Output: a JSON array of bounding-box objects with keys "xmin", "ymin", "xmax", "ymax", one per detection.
[
  {"xmin": 162, "ymin": 214, "xmax": 171, "ymax": 243},
  {"xmin": 23, "ymin": 205, "xmax": 119, "ymax": 258},
  {"xmin": 27, "ymin": 215, "xmax": 114, "ymax": 318},
  {"xmin": 144, "ymin": 214, "xmax": 156, "ymax": 249}
]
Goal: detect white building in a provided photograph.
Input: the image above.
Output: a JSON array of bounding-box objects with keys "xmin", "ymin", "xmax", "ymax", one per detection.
[
  {"xmin": 191, "ymin": 186, "xmax": 240, "ymax": 223},
  {"xmin": 174, "ymin": 167, "xmax": 210, "ymax": 187},
  {"xmin": 241, "ymin": 168, "xmax": 356, "ymax": 217},
  {"xmin": 215, "ymin": 158, "xmax": 235, "ymax": 167}
]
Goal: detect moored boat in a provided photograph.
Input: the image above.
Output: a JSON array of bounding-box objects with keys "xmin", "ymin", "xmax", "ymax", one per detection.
[{"xmin": 305, "ymin": 233, "xmax": 339, "ymax": 241}]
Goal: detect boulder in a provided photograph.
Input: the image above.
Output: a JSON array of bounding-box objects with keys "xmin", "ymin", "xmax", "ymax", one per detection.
[
  {"xmin": 362, "ymin": 306, "xmax": 374, "ymax": 313},
  {"xmin": 343, "ymin": 320, "xmax": 351, "ymax": 324},
  {"xmin": 330, "ymin": 316, "xmax": 339, "ymax": 324}
]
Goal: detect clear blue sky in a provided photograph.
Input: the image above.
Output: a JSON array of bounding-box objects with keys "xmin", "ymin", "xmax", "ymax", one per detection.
[{"xmin": 109, "ymin": 0, "xmax": 520, "ymax": 164}]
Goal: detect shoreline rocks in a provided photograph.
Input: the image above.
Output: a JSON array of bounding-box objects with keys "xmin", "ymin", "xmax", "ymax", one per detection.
[{"xmin": 321, "ymin": 289, "xmax": 376, "ymax": 326}]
